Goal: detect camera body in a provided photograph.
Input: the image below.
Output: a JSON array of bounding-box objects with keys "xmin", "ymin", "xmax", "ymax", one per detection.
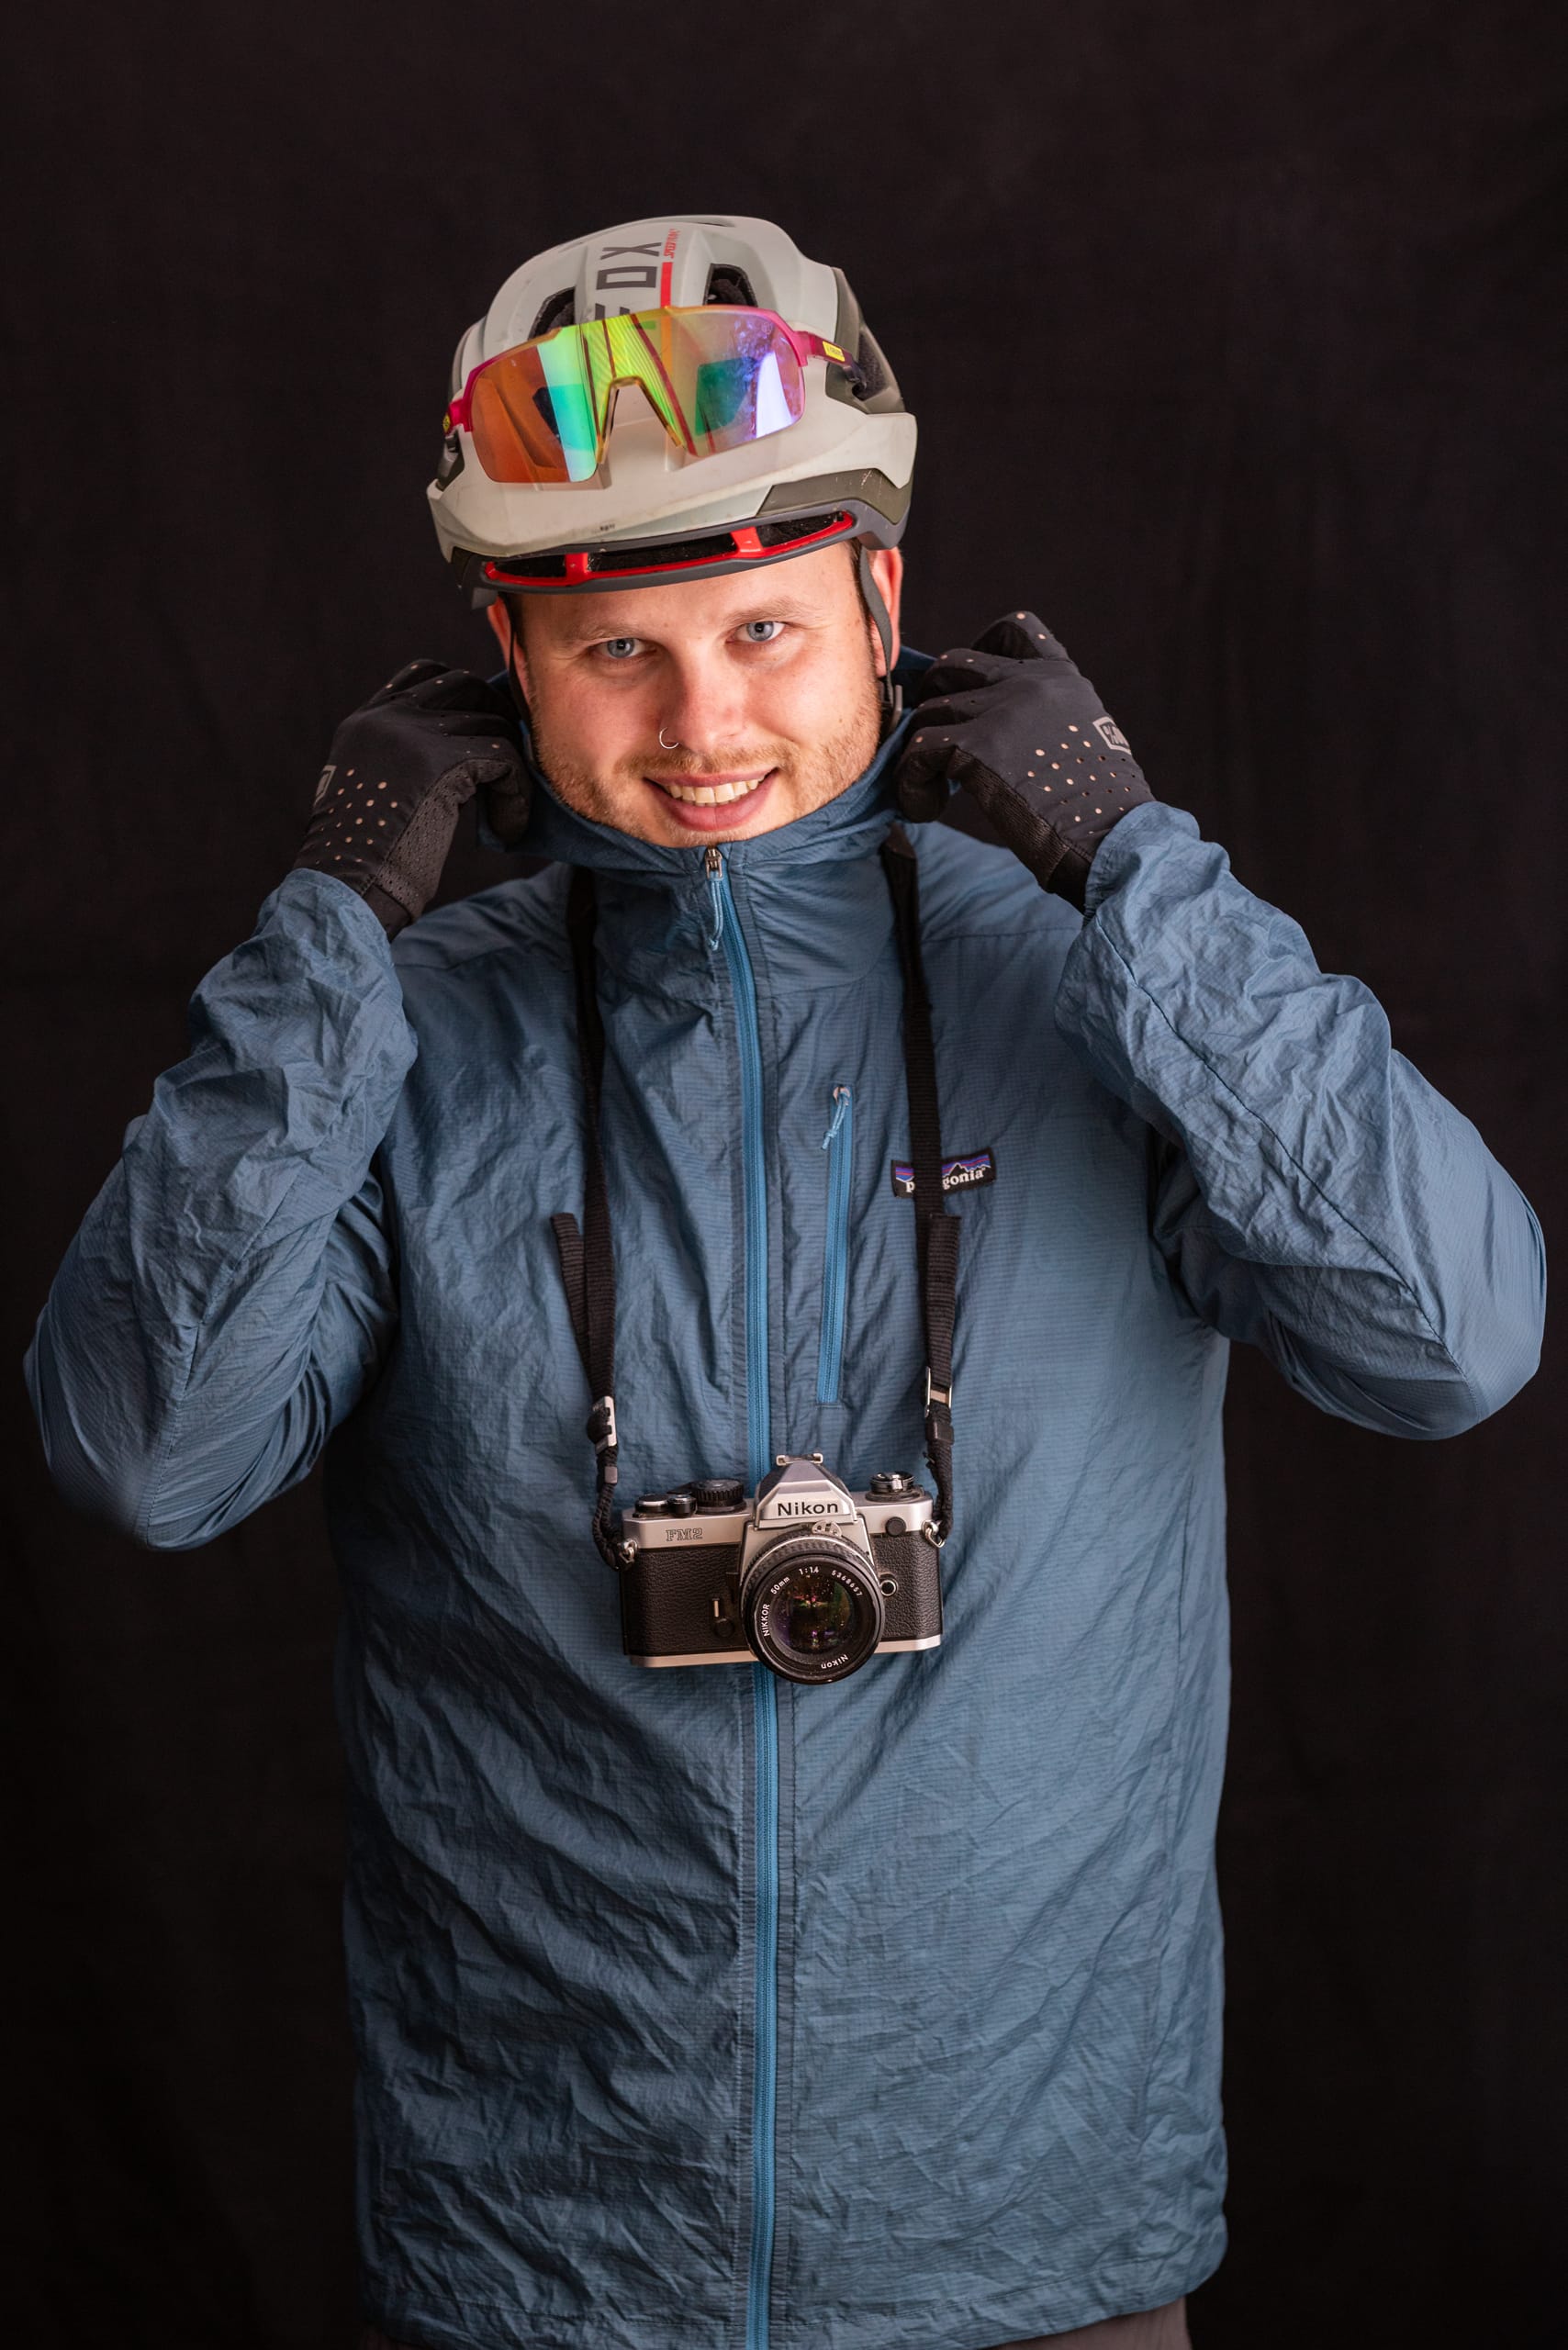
[{"xmin": 620, "ymin": 1455, "xmax": 943, "ymax": 1684}]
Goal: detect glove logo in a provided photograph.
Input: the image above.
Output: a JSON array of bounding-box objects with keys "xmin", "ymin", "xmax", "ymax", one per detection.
[
  {"xmin": 1093, "ymin": 716, "xmax": 1130, "ymax": 753},
  {"xmin": 313, "ymin": 764, "xmax": 337, "ymax": 809}
]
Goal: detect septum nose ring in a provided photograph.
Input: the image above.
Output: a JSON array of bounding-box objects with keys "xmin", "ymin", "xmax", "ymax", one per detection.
[{"xmin": 658, "ymin": 727, "xmax": 680, "ymax": 751}]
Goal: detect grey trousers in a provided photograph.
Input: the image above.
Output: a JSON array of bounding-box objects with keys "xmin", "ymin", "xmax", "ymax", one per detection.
[{"xmin": 362, "ymin": 2301, "xmax": 1190, "ymax": 2348}]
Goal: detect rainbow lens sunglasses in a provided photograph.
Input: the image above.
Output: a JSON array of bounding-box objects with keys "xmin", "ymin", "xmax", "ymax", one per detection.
[{"xmin": 444, "ymin": 305, "xmax": 865, "ymax": 487}]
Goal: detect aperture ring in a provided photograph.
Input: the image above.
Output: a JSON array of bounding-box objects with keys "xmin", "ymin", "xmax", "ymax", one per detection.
[{"xmin": 738, "ymin": 1531, "xmax": 886, "ymax": 1685}]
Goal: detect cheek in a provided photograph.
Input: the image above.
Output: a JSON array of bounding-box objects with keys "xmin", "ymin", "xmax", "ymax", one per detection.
[
  {"xmin": 755, "ymin": 638, "xmax": 870, "ymax": 744},
  {"xmin": 536, "ymin": 670, "xmax": 649, "ymax": 770}
]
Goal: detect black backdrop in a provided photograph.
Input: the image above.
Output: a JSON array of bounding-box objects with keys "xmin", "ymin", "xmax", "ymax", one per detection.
[{"xmin": 5, "ymin": 6, "xmax": 1564, "ymax": 2344}]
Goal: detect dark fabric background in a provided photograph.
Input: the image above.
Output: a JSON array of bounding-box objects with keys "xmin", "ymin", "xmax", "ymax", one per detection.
[{"xmin": 4, "ymin": 5, "xmax": 1563, "ymax": 2344}]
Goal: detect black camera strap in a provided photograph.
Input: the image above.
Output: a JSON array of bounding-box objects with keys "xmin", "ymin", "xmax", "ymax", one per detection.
[
  {"xmin": 551, "ymin": 867, "xmax": 623, "ymax": 1571},
  {"xmin": 552, "ymin": 827, "xmax": 958, "ymax": 1568},
  {"xmin": 879, "ymin": 829, "xmax": 958, "ymax": 1544}
]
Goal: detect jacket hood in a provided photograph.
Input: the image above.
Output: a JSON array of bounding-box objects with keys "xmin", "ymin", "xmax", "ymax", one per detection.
[{"xmin": 482, "ymin": 647, "xmax": 934, "ymax": 880}]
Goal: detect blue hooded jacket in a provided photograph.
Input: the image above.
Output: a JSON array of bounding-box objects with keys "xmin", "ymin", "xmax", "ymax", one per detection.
[{"xmin": 26, "ymin": 682, "xmax": 1544, "ymax": 2350}]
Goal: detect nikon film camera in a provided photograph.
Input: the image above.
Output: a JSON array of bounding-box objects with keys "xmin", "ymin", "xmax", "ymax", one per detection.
[{"xmin": 620, "ymin": 1454, "xmax": 943, "ymax": 1684}]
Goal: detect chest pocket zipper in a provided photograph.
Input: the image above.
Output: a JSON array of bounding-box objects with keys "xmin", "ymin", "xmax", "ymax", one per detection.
[{"xmin": 816, "ymin": 1085, "xmax": 854, "ymax": 1404}]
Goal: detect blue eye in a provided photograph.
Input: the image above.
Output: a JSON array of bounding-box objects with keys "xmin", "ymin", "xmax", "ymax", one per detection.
[
  {"xmin": 741, "ymin": 620, "xmax": 784, "ymax": 643},
  {"xmin": 598, "ymin": 637, "xmax": 641, "ymax": 661}
]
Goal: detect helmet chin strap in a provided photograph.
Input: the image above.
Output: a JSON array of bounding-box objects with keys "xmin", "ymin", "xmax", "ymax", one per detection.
[
  {"xmin": 498, "ymin": 604, "xmax": 533, "ymax": 732},
  {"xmin": 857, "ymin": 543, "xmax": 904, "ymax": 737}
]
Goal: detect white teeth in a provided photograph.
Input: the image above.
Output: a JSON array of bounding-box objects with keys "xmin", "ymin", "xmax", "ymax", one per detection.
[{"xmin": 657, "ymin": 772, "xmax": 767, "ymax": 806}]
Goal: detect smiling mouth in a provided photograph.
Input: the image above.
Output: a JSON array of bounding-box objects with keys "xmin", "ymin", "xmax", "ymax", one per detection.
[{"xmin": 648, "ymin": 769, "xmax": 774, "ymax": 807}]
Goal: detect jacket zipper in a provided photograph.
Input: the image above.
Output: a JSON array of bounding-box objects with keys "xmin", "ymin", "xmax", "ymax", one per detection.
[
  {"xmin": 705, "ymin": 845, "xmax": 778, "ymax": 2350},
  {"xmin": 816, "ymin": 1087, "xmax": 853, "ymax": 1404}
]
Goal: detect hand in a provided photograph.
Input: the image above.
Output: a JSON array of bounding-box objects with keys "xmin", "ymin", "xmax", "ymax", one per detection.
[
  {"xmin": 896, "ymin": 612, "xmax": 1153, "ymax": 909},
  {"xmin": 293, "ymin": 662, "xmax": 529, "ymax": 935}
]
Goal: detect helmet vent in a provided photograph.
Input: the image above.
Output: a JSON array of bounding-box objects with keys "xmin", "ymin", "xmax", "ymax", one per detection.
[
  {"xmin": 528, "ymin": 287, "xmax": 577, "ymax": 337},
  {"xmin": 851, "ymin": 324, "xmax": 893, "ymax": 402},
  {"xmin": 752, "ymin": 509, "xmax": 846, "ymax": 551},
  {"xmin": 584, "ymin": 510, "xmax": 847, "ymax": 575},
  {"xmin": 480, "ymin": 511, "xmax": 853, "ymax": 590},
  {"xmin": 704, "ymin": 263, "xmax": 757, "ymax": 308}
]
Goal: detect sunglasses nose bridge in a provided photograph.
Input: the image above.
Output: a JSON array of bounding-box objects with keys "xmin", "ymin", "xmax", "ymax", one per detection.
[
  {"xmin": 600, "ymin": 368, "xmax": 695, "ymax": 458},
  {"xmin": 599, "ymin": 393, "xmax": 691, "ymax": 494}
]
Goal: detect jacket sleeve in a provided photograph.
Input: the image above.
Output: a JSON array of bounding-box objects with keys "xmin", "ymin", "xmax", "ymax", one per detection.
[
  {"xmin": 1055, "ymin": 803, "xmax": 1546, "ymax": 1438},
  {"xmin": 24, "ymin": 870, "xmax": 417, "ymax": 1547}
]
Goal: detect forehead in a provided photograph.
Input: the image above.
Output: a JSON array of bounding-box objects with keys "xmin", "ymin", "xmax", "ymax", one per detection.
[{"xmin": 523, "ymin": 540, "xmax": 858, "ymax": 647}]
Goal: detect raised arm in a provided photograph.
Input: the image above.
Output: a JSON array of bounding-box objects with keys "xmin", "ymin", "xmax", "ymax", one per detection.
[
  {"xmin": 1058, "ymin": 801, "xmax": 1543, "ymax": 1433},
  {"xmin": 26, "ymin": 875, "xmax": 413, "ymax": 1543},
  {"xmin": 896, "ymin": 612, "xmax": 1545, "ymax": 1435},
  {"xmin": 25, "ymin": 662, "xmax": 529, "ymax": 1546}
]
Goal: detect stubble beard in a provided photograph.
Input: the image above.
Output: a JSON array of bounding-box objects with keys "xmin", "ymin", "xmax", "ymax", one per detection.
[{"xmin": 528, "ymin": 660, "xmax": 884, "ymax": 845}]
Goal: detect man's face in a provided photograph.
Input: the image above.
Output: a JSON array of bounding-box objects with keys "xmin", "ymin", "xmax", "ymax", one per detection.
[{"xmin": 484, "ymin": 542, "xmax": 902, "ymax": 845}]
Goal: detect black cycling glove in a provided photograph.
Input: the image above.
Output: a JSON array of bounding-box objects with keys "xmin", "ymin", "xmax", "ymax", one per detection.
[
  {"xmin": 896, "ymin": 612, "xmax": 1153, "ymax": 910},
  {"xmin": 294, "ymin": 661, "xmax": 529, "ymax": 935}
]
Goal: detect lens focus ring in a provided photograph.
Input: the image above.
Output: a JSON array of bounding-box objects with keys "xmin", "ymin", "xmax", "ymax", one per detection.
[{"xmin": 738, "ymin": 1532, "xmax": 885, "ymax": 1685}]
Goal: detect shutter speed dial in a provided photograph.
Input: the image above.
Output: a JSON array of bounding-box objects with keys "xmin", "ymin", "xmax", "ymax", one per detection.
[{"xmin": 689, "ymin": 1477, "xmax": 745, "ymax": 1513}]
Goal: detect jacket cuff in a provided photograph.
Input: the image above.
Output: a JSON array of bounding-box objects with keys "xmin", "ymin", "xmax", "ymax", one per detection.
[{"xmin": 1080, "ymin": 800, "xmax": 1197, "ymax": 919}]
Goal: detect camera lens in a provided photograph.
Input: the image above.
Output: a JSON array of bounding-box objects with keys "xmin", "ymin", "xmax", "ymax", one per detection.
[
  {"xmin": 778, "ymin": 1571, "xmax": 852, "ymax": 1650},
  {"xmin": 738, "ymin": 1534, "xmax": 885, "ymax": 1684}
]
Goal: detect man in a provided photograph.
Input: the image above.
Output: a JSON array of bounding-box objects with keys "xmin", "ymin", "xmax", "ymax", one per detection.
[{"xmin": 27, "ymin": 216, "xmax": 1544, "ymax": 2350}]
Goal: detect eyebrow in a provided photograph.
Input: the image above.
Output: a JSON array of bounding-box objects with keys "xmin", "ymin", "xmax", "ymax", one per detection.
[{"xmin": 553, "ymin": 595, "xmax": 827, "ymax": 647}]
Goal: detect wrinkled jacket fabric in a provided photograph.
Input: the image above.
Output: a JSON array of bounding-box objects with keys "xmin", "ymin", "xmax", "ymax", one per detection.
[{"xmin": 27, "ymin": 694, "xmax": 1544, "ymax": 2350}]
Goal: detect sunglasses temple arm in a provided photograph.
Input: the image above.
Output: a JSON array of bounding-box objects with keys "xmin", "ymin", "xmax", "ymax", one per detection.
[{"xmin": 801, "ymin": 330, "xmax": 867, "ymax": 391}]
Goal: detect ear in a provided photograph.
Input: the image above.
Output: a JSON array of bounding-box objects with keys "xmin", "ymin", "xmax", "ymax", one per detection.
[{"xmin": 865, "ymin": 546, "xmax": 903, "ymax": 675}]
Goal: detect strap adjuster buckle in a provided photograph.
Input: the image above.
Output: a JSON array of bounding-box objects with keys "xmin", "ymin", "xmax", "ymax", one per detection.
[
  {"xmin": 923, "ymin": 1367, "xmax": 951, "ymax": 1411},
  {"xmin": 587, "ymin": 1394, "xmax": 619, "ymax": 1456}
]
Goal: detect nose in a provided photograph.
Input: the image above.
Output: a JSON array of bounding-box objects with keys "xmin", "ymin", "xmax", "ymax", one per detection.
[{"xmin": 657, "ymin": 645, "xmax": 756, "ymax": 762}]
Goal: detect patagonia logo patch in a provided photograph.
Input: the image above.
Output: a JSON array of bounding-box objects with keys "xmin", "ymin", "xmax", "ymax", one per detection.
[{"xmin": 891, "ymin": 1148, "xmax": 997, "ymax": 1199}]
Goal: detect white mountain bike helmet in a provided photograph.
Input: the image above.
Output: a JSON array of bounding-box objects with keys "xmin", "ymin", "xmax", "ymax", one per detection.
[{"xmin": 427, "ymin": 214, "xmax": 915, "ymax": 694}]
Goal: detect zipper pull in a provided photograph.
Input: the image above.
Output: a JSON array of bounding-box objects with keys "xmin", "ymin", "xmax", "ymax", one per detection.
[
  {"xmin": 703, "ymin": 845, "xmax": 724, "ymax": 950},
  {"xmin": 822, "ymin": 1085, "xmax": 851, "ymax": 1148}
]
